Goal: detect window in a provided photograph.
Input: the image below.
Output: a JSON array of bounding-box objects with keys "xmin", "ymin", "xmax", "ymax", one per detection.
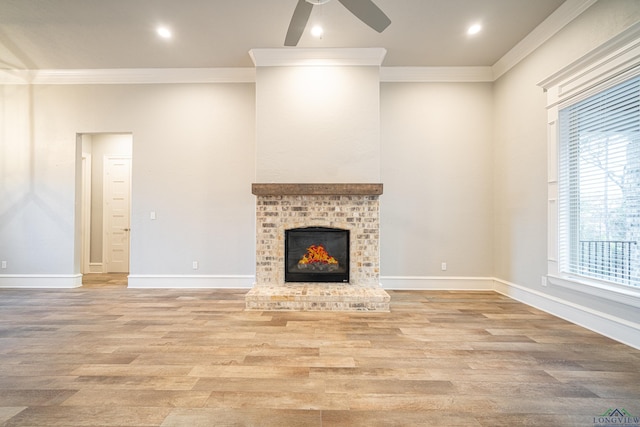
[{"xmin": 558, "ymin": 76, "xmax": 640, "ymax": 287}]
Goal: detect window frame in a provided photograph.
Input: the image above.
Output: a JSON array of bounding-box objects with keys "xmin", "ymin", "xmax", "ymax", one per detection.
[{"xmin": 540, "ymin": 23, "xmax": 640, "ymax": 308}]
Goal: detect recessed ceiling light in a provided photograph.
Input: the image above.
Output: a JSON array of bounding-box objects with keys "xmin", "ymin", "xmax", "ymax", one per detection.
[
  {"xmin": 311, "ymin": 25, "xmax": 324, "ymax": 38},
  {"xmin": 467, "ymin": 23, "xmax": 482, "ymax": 36},
  {"xmin": 156, "ymin": 26, "xmax": 172, "ymax": 39}
]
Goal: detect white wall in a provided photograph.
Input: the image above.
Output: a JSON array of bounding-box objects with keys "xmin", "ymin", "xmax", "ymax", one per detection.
[
  {"xmin": 493, "ymin": 0, "xmax": 640, "ymax": 328},
  {"xmin": 255, "ymin": 66, "xmax": 381, "ymax": 183},
  {"xmin": 0, "ymin": 85, "xmax": 77, "ymax": 275},
  {"xmin": 380, "ymin": 82, "xmax": 494, "ymax": 279},
  {"xmin": 0, "ymin": 77, "xmax": 494, "ymax": 286},
  {"xmin": 0, "ymin": 84, "xmax": 256, "ymax": 285}
]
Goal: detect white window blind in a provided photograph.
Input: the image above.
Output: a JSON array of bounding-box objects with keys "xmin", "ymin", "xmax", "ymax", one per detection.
[{"xmin": 558, "ymin": 75, "xmax": 640, "ymax": 287}]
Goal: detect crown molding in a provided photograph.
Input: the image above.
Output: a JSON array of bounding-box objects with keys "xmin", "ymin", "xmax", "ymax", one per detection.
[
  {"xmin": 249, "ymin": 48, "xmax": 387, "ymax": 67},
  {"xmin": 492, "ymin": 0, "xmax": 597, "ymax": 80},
  {"xmin": 0, "ymin": 67, "xmax": 255, "ymax": 85},
  {"xmin": 1, "ymin": 65, "xmax": 496, "ymax": 85},
  {"xmin": 380, "ymin": 66, "xmax": 494, "ymax": 82},
  {"xmin": 0, "ymin": 0, "xmax": 597, "ymax": 88}
]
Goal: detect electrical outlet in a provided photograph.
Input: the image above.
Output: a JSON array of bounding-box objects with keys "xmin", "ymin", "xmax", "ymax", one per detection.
[
  {"xmin": 192, "ymin": 261, "xmax": 199, "ymax": 270},
  {"xmin": 441, "ymin": 262, "xmax": 447, "ymax": 271},
  {"xmin": 1, "ymin": 261, "xmax": 6, "ymax": 269},
  {"xmin": 541, "ymin": 276, "xmax": 547, "ymax": 287},
  {"xmin": 150, "ymin": 211, "xmax": 156, "ymax": 220}
]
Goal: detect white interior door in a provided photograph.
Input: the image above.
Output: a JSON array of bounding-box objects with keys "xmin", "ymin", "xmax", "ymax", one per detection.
[{"xmin": 104, "ymin": 156, "xmax": 131, "ymax": 273}]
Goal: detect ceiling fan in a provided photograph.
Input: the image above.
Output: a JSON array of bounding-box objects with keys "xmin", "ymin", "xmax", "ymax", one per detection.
[{"xmin": 284, "ymin": 0, "xmax": 391, "ymax": 46}]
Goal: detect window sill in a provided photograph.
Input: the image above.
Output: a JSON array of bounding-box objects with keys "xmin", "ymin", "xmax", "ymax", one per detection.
[{"xmin": 547, "ymin": 274, "xmax": 640, "ymax": 309}]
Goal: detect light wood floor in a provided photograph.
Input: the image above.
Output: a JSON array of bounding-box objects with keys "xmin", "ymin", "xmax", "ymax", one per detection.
[{"xmin": 0, "ymin": 280, "xmax": 639, "ymax": 426}]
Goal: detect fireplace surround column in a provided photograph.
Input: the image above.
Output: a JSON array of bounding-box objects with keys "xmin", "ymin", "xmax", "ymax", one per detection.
[{"xmin": 247, "ymin": 49, "xmax": 388, "ymax": 310}]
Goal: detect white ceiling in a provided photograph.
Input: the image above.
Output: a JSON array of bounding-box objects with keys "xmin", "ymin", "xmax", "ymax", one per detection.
[{"xmin": 0, "ymin": 0, "xmax": 567, "ymax": 70}]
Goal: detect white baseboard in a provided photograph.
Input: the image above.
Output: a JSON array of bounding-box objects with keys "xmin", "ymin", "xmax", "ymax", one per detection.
[
  {"xmin": 127, "ymin": 274, "xmax": 255, "ymax": 289},
  {"xmin": 0, "ymin": 274, "xmax": 83, "ymax": 288},
  {"xmin": 494, "ymin": 278, "xmax": 640, "ymax": 350},
  {"xmin": 381, "ymin": 276, "xmax": 495, "ymax": 290}
]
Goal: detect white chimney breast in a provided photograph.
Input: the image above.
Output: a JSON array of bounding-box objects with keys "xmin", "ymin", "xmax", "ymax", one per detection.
[{"xmin": 252, "ymin": 48, "xmax": 385, "ymax": 183}]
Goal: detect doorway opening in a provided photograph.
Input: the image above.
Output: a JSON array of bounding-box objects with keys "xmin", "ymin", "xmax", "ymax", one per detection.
[{"xmin": 77, "ymin": 133, "xmax": 132, "ymax": 286}]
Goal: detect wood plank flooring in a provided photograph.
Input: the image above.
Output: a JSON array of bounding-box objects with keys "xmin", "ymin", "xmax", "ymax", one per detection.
[{"xmin": 0, "ymin": 281, "xmax": 639, "ymax": 426}]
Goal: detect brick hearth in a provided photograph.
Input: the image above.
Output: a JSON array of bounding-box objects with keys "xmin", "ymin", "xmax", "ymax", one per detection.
[{"xmin": 245, "ymin": 183, "xmax": 390, "ymax": 311}]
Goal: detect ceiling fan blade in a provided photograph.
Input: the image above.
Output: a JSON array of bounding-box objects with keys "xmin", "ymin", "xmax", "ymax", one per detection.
[
  {"xmin": 285, "ymin": 0, "xmax": 314, "ymax": 46},
  {"xmin": 337, "ymin": 0, "xmax": 391, "ymax": 33}
]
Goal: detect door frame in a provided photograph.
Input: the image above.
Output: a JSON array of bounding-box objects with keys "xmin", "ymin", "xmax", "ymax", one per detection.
[
  {"xmin": 81, "ymin": 153, "xmax": 92, "ymax": 274},
  {"xmin": 75, "ymin": 133, "xmax": 133, "ymax": 279}
]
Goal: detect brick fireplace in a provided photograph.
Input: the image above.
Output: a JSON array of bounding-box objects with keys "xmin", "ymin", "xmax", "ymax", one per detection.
[
  {"xmin": 245, "ymin": 183, "xmax": 390, "ymax": 311},
  {"xmin": 247, "ymin": 49, "xmax": 387, "ymax": 310}
]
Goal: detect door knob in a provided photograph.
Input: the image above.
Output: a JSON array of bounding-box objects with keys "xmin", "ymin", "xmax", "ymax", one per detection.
[{"xmin": 123, "ymin": 228, "xmax": 130, "ymax": 231}]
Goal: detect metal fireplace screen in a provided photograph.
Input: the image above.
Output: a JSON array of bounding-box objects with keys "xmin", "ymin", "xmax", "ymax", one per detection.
[{"xmin": 285, "ymin": 227, "xmax": 350, "ymax": 283}]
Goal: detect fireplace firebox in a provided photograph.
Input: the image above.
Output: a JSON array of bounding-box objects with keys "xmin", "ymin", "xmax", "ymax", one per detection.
[{"xmin": 285, "ymin": 227, "xmax": 350, "ymax": 283}]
